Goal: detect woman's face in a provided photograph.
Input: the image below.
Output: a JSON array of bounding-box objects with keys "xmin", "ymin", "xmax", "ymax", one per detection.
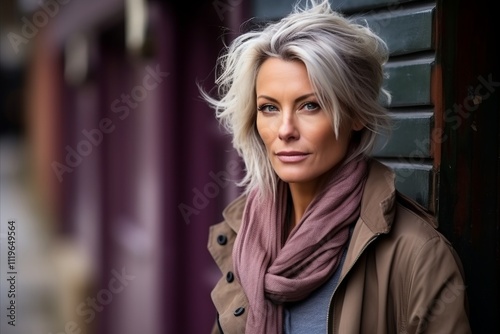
[{"xmin": 256, "ymin": 58, "xmax": 360, "ymax": 187}]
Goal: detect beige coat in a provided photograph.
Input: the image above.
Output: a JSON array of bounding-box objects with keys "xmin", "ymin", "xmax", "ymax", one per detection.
[{"xmin": 207, "ymin": 159, "xmax": 471, "ymax": 333}]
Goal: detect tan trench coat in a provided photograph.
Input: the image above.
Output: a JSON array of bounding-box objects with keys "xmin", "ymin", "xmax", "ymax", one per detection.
[{"xmin": 207, "ymin": 159, "xmax": 472, "ymax": 333}]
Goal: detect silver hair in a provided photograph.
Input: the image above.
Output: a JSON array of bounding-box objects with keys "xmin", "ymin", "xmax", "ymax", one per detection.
[{"xmin": 199, "ymin": 0, "xmax": 392, "ymax": 199}]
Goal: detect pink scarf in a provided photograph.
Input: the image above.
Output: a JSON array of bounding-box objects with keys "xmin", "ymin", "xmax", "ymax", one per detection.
[{"xmin": 233, "ymin": 157, "xmax": 368, "ymax": 333}]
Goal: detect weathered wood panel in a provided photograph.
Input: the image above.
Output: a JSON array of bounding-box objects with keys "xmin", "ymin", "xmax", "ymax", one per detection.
[
  {"xmin": 332, "ymin": 0, "xmax": 419, "ymax": 13},
  {"xmin": 373, "ymin": 111, "xmax": 433, "ymax": 157},
  {"xmin": 382, "ymin": 56, "xmax": 435, "ymax": 107},
  {"xmin": 381, "ymin": 160, "xmax": 433, "ymax": 208},
  {"xmin": 252, "ymin": 0, "xmax": 421, "ymax": 20},
  {"xmin": 352, "ymin": 5, "xmax": 434, "ymax": 56}
]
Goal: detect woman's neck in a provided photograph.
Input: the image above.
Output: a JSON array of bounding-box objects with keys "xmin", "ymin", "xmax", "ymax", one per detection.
[{"xmin": 287, "ymin": 181, "xmax": 324, "ymax": 230}]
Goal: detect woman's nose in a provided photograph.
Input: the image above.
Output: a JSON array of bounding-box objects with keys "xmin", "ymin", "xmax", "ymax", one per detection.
[{"xmin": 278, "ymin": 114, "xmax": 299, "ymax": 141}]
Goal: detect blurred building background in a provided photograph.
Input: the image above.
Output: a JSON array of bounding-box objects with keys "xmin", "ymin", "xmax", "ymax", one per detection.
[
  {"xmin": 1, "ymin": 0, "xmax": 246, "ymax": 333},
  {"xmin": 0, "ymin": 0, "xmax": 498, "ymax": 334}
]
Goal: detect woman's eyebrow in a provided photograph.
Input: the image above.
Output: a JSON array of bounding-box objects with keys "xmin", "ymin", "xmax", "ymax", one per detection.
[{"xmin": 256, "ymin": 93, "xmax": 316, "ymax": 104}]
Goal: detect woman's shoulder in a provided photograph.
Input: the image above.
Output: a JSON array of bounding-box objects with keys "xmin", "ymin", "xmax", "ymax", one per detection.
[
  {"xmin": 207, "ymin": 193, "xmax": 246, "ymax": 262},
  {"xmin": 367, "ymin": 191, "xmax": 466, "ymax": 289},
  {"xmin": 207, "ymin": 195, "xmax": 246, "ymax": 274},
  {"xmin": 394, "ymin": 191, "xmax": 439, "ymax": 235},
  {"xmin": 389, "ymin": 190, "xmax": 456, "ymax": 254}
]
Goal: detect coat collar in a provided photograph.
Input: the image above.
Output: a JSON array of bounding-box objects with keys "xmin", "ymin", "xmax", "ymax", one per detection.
[
  {"xmin": 339, "ymin": 159, "xmax": 397, "ymax": 278},
  {"xmin": 221, "ymin": 158, "xmax": 397, "ymax": 235},
  {"xmin": 359, "ymin": 158, "xmax": 396, "ymax": 235},
  {"xmin": 221, "ymin": 192, "xmax": 246, "ymax": 233}
]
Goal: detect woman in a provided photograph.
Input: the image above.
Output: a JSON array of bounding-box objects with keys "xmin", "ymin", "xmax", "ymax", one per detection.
[{"xmin": 201, "ymin": 1, "xmax": 471, "ymax": 333}]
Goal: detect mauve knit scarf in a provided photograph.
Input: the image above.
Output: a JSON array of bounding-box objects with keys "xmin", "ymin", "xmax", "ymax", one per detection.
[{"xmin": 233, "ymin": 157, "xmax": 368, "ymax": 334}]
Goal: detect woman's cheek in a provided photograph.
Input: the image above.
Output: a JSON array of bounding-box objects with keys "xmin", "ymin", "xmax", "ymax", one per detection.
[{"xmin": 257, "ymin": 118, "xmax": 277, "ymax": 144}]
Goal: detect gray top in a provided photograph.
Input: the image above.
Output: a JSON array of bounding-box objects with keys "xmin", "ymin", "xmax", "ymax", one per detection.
[{"xmin": 283, "ymin": 241, "xmax": 349, "ymax": 334}]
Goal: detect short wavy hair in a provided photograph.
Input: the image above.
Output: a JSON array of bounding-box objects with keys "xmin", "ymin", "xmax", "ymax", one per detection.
[{"xmin": 200, "ymin": 0, "xmax": 391, "ymax": 198}]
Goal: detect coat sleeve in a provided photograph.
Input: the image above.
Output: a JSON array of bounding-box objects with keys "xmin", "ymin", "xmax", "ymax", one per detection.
[{"xmin": 406, "ymin": 234, "xmax": 471, "ymax": 333}]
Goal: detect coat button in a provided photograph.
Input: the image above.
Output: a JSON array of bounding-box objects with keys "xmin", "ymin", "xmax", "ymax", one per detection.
[
  {"xmin": 217, "ymin": 234, "xmax": 228, "ymax": 245},
  {"xmin": 234, "ymin": 307, "xmax": 245, "ymax": 317},
  {"xmin": 226, "ymin": 271, "xmax": 234, "ymax": 283}
]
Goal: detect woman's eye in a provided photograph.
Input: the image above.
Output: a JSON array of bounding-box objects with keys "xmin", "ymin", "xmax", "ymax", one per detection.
[
  {"xmin": 257, "ymin": 104, "xmax": 279, "ymax": 113},
  {"xmin": 302, "ymin": 102, "xmax": 320, "ymax": 111}
]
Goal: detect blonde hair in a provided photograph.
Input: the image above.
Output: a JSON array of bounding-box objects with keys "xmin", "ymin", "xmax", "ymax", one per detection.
[{"xmin": 200, "ymin": 0, "xmax": 391, "ymax": 198}]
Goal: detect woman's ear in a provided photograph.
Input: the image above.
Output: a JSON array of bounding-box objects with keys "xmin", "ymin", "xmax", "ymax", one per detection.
[{"xmin": 351, "ymin": 119, "xmax": 365, "ymax": 131}]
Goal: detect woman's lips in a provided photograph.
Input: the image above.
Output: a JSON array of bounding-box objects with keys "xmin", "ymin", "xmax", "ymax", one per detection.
[{"xmin": 275, "ymin": 151, "xmax": 309, "ymax": 163}]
